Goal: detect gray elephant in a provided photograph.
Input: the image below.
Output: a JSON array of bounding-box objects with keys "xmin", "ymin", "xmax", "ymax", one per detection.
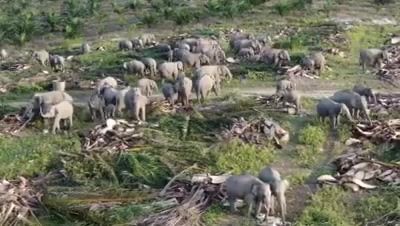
[
  {"xmin": 276, "ymin": 79, "xmax": 296, "ymax": 95},
  {"xmin": 99, "ymin": 86, "xmax": 119, "ymax": 108},
  {"xmin": 175, "ymin": 74, "xmax": 192, "ymax": 106},
  {"xmin": 261, "ymin": 48, "xmax": 291, "ymax": 68},
  {"xmin": 177, "ymin": 42, "xmax": 190, "ymax": 51},
  {"xmin": 229, "ymin": 32, "xmax": 254, "ymax": 48},
  {"xmin": 81, "ymin": 43, "xmax": 91, "ymax": 54},
  {"xmin": 88, "ymin": 93, "xmax": 105, "ymax": 121},
  {"xmin": 258, "ymin": 167, "xmax": 289, "ymax": 224},
  {"xmin": 233, "ymin": 39, "xmax": 262, "ymax": 54},
  {"xmin": 104, "ymin": 104, "xmax": 116, "ymax": 119},
  {"xmin": 173, "ymin": 48, "xmax": 189, "ymax": 62},
  {"xmin": 178, "ymin": 38, "xmax": 199, "ymax": 51},
  {"xmin": 123, "ymin": 60, "xmax": 146, "ymax": 77},
  {"xmin": 139, "ymin": 33, "xmax": 156, "ymax": 46},
  {"xmin": 137, "ymin": 78, "xmax": 158, "ymax": 97},
  {"xmin": 181, "ymin": 52, "xmax": 210, "ymax": 68},
  {"xmin": 280, "ymin": 90, "xmax": 301, "ymax": 114},
  {"xmin": 116, "ymin": 87, "xmax": 131, "ymax": 114},
  {"xmin": 49, "ymin": 55, "xmax": 65, "ymax": 72},
  {"xmin": 124, "ymin": 87, "xmax": 147, "ymax": 121},
  {"xmin": 158, "ymin": 61, "xmax": 184, "ymax": 82},
  {"xmin": 40, "ymin": 100, "xmax": 73, "ymax": 134},
  {"xmin": 131, "ymin": 38, "xmax": 144, "ymax": 49},
  {"xmin": 155, "ymin": 44, "xmax": 172, "ymax": 52},
  {"xmin": 162, "ymin": 83, "xmax": 178, "ymax": 106},
  {"xmin": 141, "ymin": 57, "xmax": 157, "ymax": 77},
  {"xmin": 316, "ymin": 98, "xmax": 353, "ymax": 128},
  {"xmin": 225, "ymin": 175, "xmax": 272, "ymax": 218},
  {"xmin": 352, "ymin": 84, "xmax": 377, "ymax": 104},
  {"xmin": 32, "ymin": 50, "xmax": 50, "ymax": 66},
  {"xmin": 194, "ymin": 38, "xmax": 219, "ymax": 54},
  {"xmin": 238, "ymin": 48, "xmax": 255, "ymax": 59},
  {"xmin": 97, "ymin": 76, "xmax": 118, "ymax": 94},
  {"xmin": 203, "ymin": 46, "xmax": 226, "ymax": 64},
  {"xmin": 119, "ymin": 40, "xmax": 133, "ymax": 51},
  {"xmin": 194, "ymin": 74, "xmax": 220, "ymax": 103},
  {"xmin": 33, "ymin": 91, "xmax": 73, "ymax": 114},
  {"xmin": 302, "ymin": 52, "xmax": 326, "ymax": 76},
  {"xmin": 331, "ymin": 90, "xmax": 371, "ymax": 122},
  {"xmin": 0, "ymin": 49, "xmax": 8, "ymax": 60},
  {"xmin": 194, "ymin": 65, "xmax": 233, "ymax": 83},
  {"xmin": 359, "ymin": 48, "xmax": 388, "ymax": 72}
]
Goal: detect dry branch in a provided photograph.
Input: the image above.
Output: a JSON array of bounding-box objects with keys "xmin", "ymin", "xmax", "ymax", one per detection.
[{"xmin": 352, "ymin": 119, "xmax": 400, "ymax": 144}]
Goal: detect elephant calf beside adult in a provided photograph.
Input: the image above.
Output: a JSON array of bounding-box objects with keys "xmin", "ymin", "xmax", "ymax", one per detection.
[
  {"xmin": 316, "ymin": 98, "xmax": 353, "ymax": 128},
  {"xmin": 40, "ymin": 101, "xmax": 74, "ymax": 134}
]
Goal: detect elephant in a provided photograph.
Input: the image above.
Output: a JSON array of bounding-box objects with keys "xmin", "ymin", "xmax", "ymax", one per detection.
[
  {"xmin": 97, "ymin": 76, "xmax": 118, "ymax": 94},
  {"xmin": 32, "ymin": 50, "xmax": 50, "ymax": 66},
  {"xmin": 137, "ymin": 78, "xmax": 158, "ymax": 97},
  {"xmin": 162, "ymin": 83, "xmax": 178, "ymax": 106},
  {"xmin": 88, "ymin": 93, "xmax": 105, "ymax": 121},
  {"xmin": 359, "ymin": 48, "xmax": 388, "ymax": 72},
  {"xmin": 279, "ymin": 90, "xmax": 301, "ymax": 114},
  {"xmin": 123, "ymin": 60, "xmax": 146, "ymax": 77},
  {"xmin": 233, "ymin": 39, "xmax": 262, "ymax": 54},
  {"xmin": 173, "ymin": 48, "xmax": 190, "ymax": 62},
  {"xmin": 158, "ymin": 61, "xmax": 184, "ymax": 82},
  {"xmin": 177, "ymin": 42, "xmax": 190, "ymax": 51},
  {"xmin": 40, "ymin": 100, "xmax": 73, "ymax": 134},
  {"xmin": 99, "ymin": 86, "xmax": 119, "ymax": 108},
  {"xmin": 49, "ymin": 55, "xmax": 65, "ymax": 72},
  {"xmin": 194, "ymin": 38, "xmax": 219, "ymax": 54},
  {"xmin": 81, "ymin": 43, "xmax": 91, "ymax": 54},
  {"xmin": 224, "ymin": 175, "xmax": 272, "ymax": 218},
  {"xmin": 261, "ymin": 48, "xmax": 291, "ymax": 68},
  {"xmin": 180, "ymin": 52, "xmax": 211, "ymax": 68},
  {"xmin": 194, "ymin": 74, "xmax": 220, "ymax": 103},
  {"xmin": 33, "ymin": 91, "xmax": 73, "ymax": 115},
  {"xmin": 0, "ymin": 49, "xmax": 7, "ymax": 60},
  {"xmin": 175, "ymin": 74, "xmax": 192, "ymax": 106},
  {"xmin": 178, "ymin": 38, "xmax": 199, "ymax": 51},
  {"xmin": 203, "ymin": 46, "xmax": 226, "ymax": 64},
  {"xmin": 124, "ymin": 87, "xmax": 148, "ymax": 121},
  {"xmin": 141, "ymin": 57, "xmax": 157, "ymax": 77},
  {"xmin": 331, "ymin": 90, "xmax": 371, "ymax": 122},
  {"xmin": 276, "ymin": 79, "xmax": 296, "ymax": 95},
  {"xmin": 352, "ymin": 84, "xmax": 377, "ymax": 104},
  {"xmin": 193, "ymin": 65, "xmax": 233, "ymax": 83},
  {"xmin": 316, "ymin": 98, "xmax": 353, "ymax": 128},
  {"xmin": 155, "ymin": 44, "xmax": 172, "ymax": 52},
  {"xmin": 258, "ymin": 167, "xmax": 289, "ymax": 224},
  {"xmin": 119, "ymin": 40, "xmax": 133, "ymax": 51},
  {"xmin": 116, "ymin": 87, "xmax": 131, "ymax": 114},
  {"xmin": 238, "ymin": 48, "xmax": 255, "ymax": 59},
  {"xmin": 229, "ymin": 32, "xmax": 254, "ymax": 48},
  {"xmin": 139, "ymin": 33, "xmax": 156, "ymax": 46},
  {"xmin": 302, "ymin": 52, "xmax": 326, "ymax": 76},
  {"xmin": 104, "ymin": 104, "xmax": 116, "ymax": 119},
  {"xmin": 131, "ymin": 38, "xmax": 144, "ymax": 49}
]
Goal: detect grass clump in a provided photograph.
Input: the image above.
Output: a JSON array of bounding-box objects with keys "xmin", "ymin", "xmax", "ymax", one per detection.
[
  {"xmin": 297, "ymin": 187, "xmax": 355, "ymax": 226},
  {"xmin": 212, "ymin": 140, "xmax": 275, "ymax": 174},
  {"xmin": 0, "ymin": 135, "xmax": 80, "ymax": 178},
  {"xmin": 296, "ymin": 124, "xmax": 328, "ymax": 167},
  {"xmin": 273, "ymin": 0, "xmax": 312, "ymax": 16}
]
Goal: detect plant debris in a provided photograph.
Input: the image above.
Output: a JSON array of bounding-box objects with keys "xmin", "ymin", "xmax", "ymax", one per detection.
[
  {"xmin": 0, "ymin": 114, "xmax": 30, "ymax": 136},
  {"xmin": 0, "ymin": 177, "xmax": 43, "ymax": 225},
  {"xmin": 221, "ymin": 117, "xmax": 289, "ymax": 148},
  {"xmin": 352, "ymin": 119, "xmax": 400, "ymax": 144},
  {"xmin": 82, "ymin": 119, "xmax": 145, "ymax": 153},
  {"xmin": 279, "ymin": 65, "xmax": 320, "ymax": 79},
  {"xmin": 377, "ymin": 45, "xmax": 400, "ymax": 86},
  {"xmin": 317, "ymin": 147, "xmax": 400, "ymax": 192}
]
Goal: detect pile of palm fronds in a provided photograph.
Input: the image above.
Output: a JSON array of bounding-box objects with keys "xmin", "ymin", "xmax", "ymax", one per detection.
[
  {"xmin": 82, "ymin": 119, "xmax": 145, "ymax": 153},
  {"xmin": 352, "ymin": 119, "xmax": 400, "ymax": 144},
  {"xmin": 317, "ymin": 147, "xmax": 400, "ymax": 192},
  {"xmin": 134, "ymin": 174, "xmax": 227, "ymax": 226},
  {"xmin": 0, "ymin": 177, "xmax": 43, "ymax": 225},
  {"xmin": 278, "ymin": 65, "xmax": 320, "ymax": 79},
  {"xmin": 377, "ymin": 45, "xmax": 400, "ymax": 86},
  {"xmin": 220, "ymin": 117, "xmax": 289, "ymax": 148}
]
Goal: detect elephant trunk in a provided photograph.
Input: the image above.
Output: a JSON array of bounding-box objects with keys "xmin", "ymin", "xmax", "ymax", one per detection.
[
  {"xmin": 40, "ymin": 104, "xmax": 54, "ymax": 118},
  {"xmin": 341, "ymin": 104, "xmax": 353, "ymax": 122},
  {"xmin": 372, "ymin": 93, "xmax": 377, "ymax": 104},
  {"xmin": 278, "ymin": 179, "xmax": 289, "ymax": 224}
]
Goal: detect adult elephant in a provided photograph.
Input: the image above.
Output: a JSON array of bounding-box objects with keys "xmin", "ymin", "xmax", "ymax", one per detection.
[
  {"xmin": 158, "ymin": 61, "xmax": 184, "ymax": 82},
  {"xmin": 233, "ymin": 39, "xmax": 262, "ymax": 54},
  {"xmin": 316, "ymin": 98, "xmax": 353, "ymax": 128},
  {"xmin": 203, "ymin": 46, "xmax": 226, "ymax": 64},
  {"xmin": 276, "ymin": 79, "xmax": 296, "ymax": 95},
  {"xmin": 352, "ymin": 84, "xmax": 377, "ymax": 104},
  {"xmin": 99, "ymin": 86, "xmax": 119, "ymax": 110},
  {"xmin": 97, "ymin": 76, "xmax": 118, "ymax": 94},
  {"xmin": 261, "ymin": 48, "xmax": 291, "ymax": 68},
  {"xmin": 194, "ymin": 74, "xmax": 220, "ymax": 104},
  {"xmin": 32, "ymin": 91, "xmax": 73, "ymax": 114},
  {"xmin": 32, "ymin": 50, "xmax": 50, "ymax": 66},
  {"xmin": 194, "ymin": 38, "xmax": 219, "ymax": 54},
  {"xmin": 229, "ymin": 31, "xmax": 254, "ymax": 49},
  {"xmin": 123, "ymin": 60, "xmax": 146, "ymax": 77},
  {"xmin": 141, "ymin": 57, "xmax": 157, "ymax": 77},
  {"xmin": 193, "ymin": 65, "xmax": 233, "ymax": 83},
  {"xmin": 331, "ymin": 90, "xmax": 371, "ymax": 122},
  {"xmin": 359, "ymin": 48, "xmax": 388, "ymax": 72},
  {"xmin": 180, "ymin": 52, "xmax": 210, "ymax": 69},
  {"xmin": 175, "ymin": 74, "xmax": 192, "ymax": 106},
  {"xmin": 124, "ymin": 88, "xmax": 147, "ymax": 121},
  {"xmin": 302, "ymin": 52, "xmax": 326, "ymax": 76}
]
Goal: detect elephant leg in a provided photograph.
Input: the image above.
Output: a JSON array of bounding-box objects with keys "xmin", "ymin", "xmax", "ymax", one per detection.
[
  {"xmin": 141, "ymin": 106, "xmax": 146, "ymax": 121},
  {"xmin": 255, "ymin": 200, "xmax": 262, "ymax": 216},
  {"xmin": 53, "ymin": 117, "xmax": 60, "ymax": 134},
  {"xmin": 99, "ymin": 108, "xmax": 105, "ymax": 121},
  {"xmin": 69, "ymin": 116, "xmax": 73, "ymax": 129},
  {"xmin": 336, "ymin": 115, "xmax": 340, "ymax": 127},
  {"xmin": 330, "ymin": 116, "xmax": 336, "ymax": 128},
  {"xmin": 228, "ymin": 197, "xmax": 237, "ymax": 213}
]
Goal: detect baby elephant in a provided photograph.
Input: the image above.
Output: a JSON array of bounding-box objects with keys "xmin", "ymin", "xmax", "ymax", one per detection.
[
  {"xmin": 162, "ymin": 83, "xmax": 178, "ymax": 106},
  {"xmin": 49, "ymin": 55, "xmax": 65, "ymax": 72},
  {"xmin": 104, "ymin": 104, "xmax": 116, "ymax": 119},
  {"xmin": 258, "ymin": 167, "xmax": 289, "ymax": 224},
  {"xmin": 40, "ymin": 101, "xmax": 73, "ymax": 134},
  {"xmin": 225, "ymin": 175, "xmax": 272, "ymax": 218},
  {"xmin": 280, "ymin": 90, "xmax": 301, "ymax": 114}
]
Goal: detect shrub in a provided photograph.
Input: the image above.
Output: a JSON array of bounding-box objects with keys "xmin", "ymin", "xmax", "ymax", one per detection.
[
  {"xmin": 298, "ymin": 124, "xmax": 327, "ymax": 148},
  {"xmin": 64, "ymin": 17, "xmax": 84, "ymax": 38},
  {"xmin": 172, "ymin": 7, "xmax": 203, "ymax": 25},
  {"xmin": 297, "ymin": 187, "xmax": 355, "ymax": 225},
  {"xmin": 141, "ymin": 12, "xmax": 159, "ymax": 27},
  {"xmin": 213, "ymin": 140, "xmax": 275, "ymax": 174},
  {"xmin": 273, "ymin": 0, "xmax": 312, "ymax": 16},
  {"xmin": 128, "ymin": 0, "xmax": 144, "ymax": 10}
]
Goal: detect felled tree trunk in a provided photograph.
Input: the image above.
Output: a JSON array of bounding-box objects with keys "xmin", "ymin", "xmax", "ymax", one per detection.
[{"xmin": 52, "ymin": 80, "xmax": 66, "ymax": 91}]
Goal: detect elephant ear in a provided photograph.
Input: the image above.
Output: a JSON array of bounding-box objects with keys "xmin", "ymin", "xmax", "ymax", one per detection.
[{"xmin": 250, "ymin": 183, "xmax": 260, "ymax": 198}]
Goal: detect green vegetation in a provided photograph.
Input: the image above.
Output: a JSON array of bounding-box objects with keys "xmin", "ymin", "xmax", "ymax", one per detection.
[{"xmin": 296, "ymin": 124, "xmax": 328, "ymax": 167}]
